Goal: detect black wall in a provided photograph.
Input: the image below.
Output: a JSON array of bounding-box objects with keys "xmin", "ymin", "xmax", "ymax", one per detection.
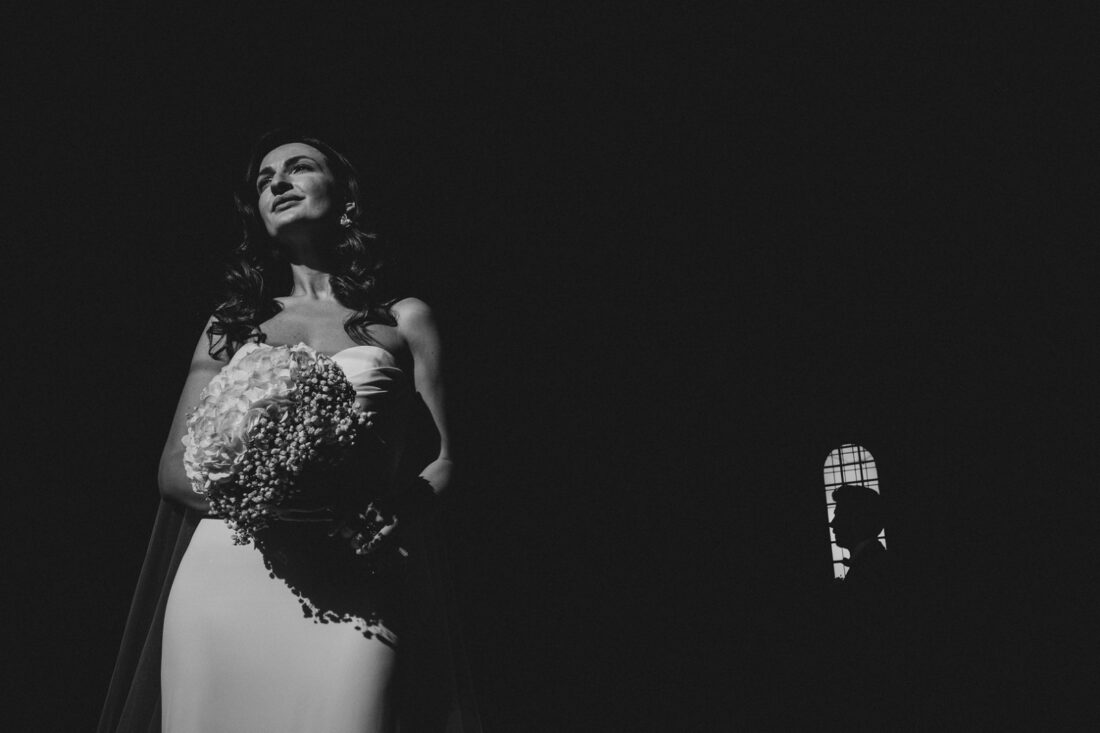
[{"xmin": 9, "ymin": 5, "xmax": 1091, "ymax": 730}]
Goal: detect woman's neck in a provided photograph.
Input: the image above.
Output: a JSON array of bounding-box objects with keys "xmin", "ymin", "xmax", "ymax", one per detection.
[
  {"xmin": 276, "ymin": 234, "xmax": 340, "ymax": 299},
  {"xmin": 287, "ymin": 262, "xmax": 335, "ymax": 300}
]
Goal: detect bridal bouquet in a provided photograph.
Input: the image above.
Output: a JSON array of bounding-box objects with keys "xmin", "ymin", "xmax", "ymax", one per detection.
[{"xmin": 182, "ymin": 341, "xmax": 370, "ymax": 545}]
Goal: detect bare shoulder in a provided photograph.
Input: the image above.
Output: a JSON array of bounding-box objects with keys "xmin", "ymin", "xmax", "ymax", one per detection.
[
  {"xmin": 391, "ymin": 297, "xmax": 438, "ymax": 336},
  {"xmin": 191, "ymin": 314, "xmax": 229, "ymax": 367},
  {"xmin": 390, "ymin": 298, "xmax": 443, "ymax": 367},
  {"xmin": 391, "ymin": 297, "xmax": 433, "ymax": 322}
]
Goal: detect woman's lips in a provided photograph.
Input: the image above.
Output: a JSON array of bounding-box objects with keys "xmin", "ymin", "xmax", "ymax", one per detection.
[{"xmin": 273, "ymin": 198, "xmax": 302, "ymax": 212}]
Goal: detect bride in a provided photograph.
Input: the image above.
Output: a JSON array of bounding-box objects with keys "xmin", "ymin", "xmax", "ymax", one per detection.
[{"xmin": 99, "ymin": 130, "xmax": 480, "ymax": 733}]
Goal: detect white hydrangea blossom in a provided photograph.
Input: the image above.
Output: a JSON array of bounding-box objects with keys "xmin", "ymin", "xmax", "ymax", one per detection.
[{"xmin": 182, "ymin": 342, "xmax": 314, "ymax": 493}]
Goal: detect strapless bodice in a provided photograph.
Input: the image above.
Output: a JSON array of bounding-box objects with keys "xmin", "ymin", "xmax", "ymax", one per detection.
[{"xmin": 327, "ymin": 345, "xmax": 407, "ymax": 413}]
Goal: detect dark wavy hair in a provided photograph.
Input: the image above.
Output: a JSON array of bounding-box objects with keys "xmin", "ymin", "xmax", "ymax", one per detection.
[{"xmin": 207, "ymin": 129, "xmax": 395, "ymax": 359}]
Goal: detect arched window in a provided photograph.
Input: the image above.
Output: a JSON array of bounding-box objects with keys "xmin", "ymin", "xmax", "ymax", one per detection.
[{"xmin": 823, "ymin": 444, "xmax": 886, "ymax": 579}]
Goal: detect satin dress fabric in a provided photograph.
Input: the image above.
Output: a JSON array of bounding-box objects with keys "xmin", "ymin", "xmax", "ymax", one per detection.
[{"xmin": 100, "ymin": 345, "xmax": 481, "ymax": 733}]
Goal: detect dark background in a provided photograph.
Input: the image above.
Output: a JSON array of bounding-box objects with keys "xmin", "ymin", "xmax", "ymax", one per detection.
[{"xmin": 8, "ymin": 4, "xmax": 1093, "ymax": 730}]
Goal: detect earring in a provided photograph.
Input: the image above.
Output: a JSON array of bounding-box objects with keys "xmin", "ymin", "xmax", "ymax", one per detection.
[{"xmin": 339, "ymin": 213, "xmax": 353, "ymax": 228}]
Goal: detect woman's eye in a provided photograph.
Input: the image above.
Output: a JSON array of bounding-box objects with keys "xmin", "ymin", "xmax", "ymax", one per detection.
[
  {"xmin": 257, "ymin": 179, "xmax": 270, "ymax": 192},
  {"xmin": 292, "ymin": 163, "xmax": 311, "ymax": 173}
]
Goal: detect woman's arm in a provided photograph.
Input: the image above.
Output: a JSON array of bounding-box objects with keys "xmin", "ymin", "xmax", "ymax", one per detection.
[
  {"xmin": 332, "ymin": 299, "xmax": 453, "ymax": 556},
  {"xmin": 395, "ymin": 298, "xmax": 454, "ymax": 500},
  {"xmin": 157, "ymin": 318, "xmax": 225, "ymax": 512}
]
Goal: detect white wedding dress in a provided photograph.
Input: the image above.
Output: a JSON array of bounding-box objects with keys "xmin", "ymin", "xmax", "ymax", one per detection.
[{"xmin": 161, "ymin": 345, "xmax": 410, "ymax": 733}]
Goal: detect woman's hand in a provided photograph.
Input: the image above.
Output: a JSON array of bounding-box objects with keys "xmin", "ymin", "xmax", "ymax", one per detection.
[
  {"xmin": 329, "ymin": 503, "xmax": 401, "ymax": 557},
  {"xmin": 320, "ymin": 463, "xmax": 443, "ymax": 560},
  {"xmin": 418, "ymin": 457, "xmax": 453, "ymax": 497}
]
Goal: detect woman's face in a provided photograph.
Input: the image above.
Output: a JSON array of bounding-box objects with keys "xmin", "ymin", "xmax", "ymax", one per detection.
[{"xmin": 255, "ymin": 142, "xmax": 343, "ymax": 240}]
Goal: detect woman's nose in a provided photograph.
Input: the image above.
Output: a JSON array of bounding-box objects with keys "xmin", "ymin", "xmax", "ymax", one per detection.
[{"xmin": 269, "ymin": 175, "xmax": 291, "ymax": 195}]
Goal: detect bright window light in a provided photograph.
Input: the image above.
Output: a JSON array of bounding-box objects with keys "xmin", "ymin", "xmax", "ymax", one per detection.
[{"xmin": 824, "ymin": 444, "xmax": 886, "ymax": 580}]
